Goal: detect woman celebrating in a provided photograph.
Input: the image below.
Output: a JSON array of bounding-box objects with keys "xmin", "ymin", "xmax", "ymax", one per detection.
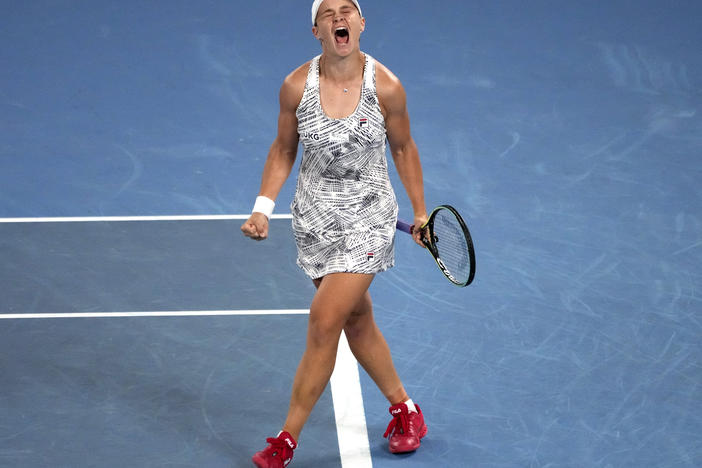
[{"xmin": 242, "ymin": 1, "xmax": 429, "ymax": 466}]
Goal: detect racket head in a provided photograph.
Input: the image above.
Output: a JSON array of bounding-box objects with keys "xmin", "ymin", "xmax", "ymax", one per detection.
[{"xmin": 421, "ymin": 205, "xmax": 476, "ymax": 286}]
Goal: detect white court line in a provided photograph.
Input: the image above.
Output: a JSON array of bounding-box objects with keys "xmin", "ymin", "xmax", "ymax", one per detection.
[
  {"xmin": 331, "ymin": 331, "xmax": 373, "ymax": 468},
  {"xmin": 0, "ymin": 214, "xmax": 293, "ymax": 223},
  {"xmin": 0, "ymin": 310, "xmax": 309, "ymax": 319},
  {"xmin": 0, "ymin": 309, "xmax": 373, "ymax": 467}
]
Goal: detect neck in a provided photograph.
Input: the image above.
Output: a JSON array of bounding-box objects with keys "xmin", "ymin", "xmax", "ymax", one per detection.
[{"xmin": 319, "ymin": 51, "xmax": 364, "ymax": 83}]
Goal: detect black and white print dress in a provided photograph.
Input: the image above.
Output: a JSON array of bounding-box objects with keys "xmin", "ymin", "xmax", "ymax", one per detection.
[{"xmin": 292, "ymin": 53, "xmax": 398, "ymax": 279}]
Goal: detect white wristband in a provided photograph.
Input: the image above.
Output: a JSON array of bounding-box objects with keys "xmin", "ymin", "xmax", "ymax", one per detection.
[{"xmin": 252, "ymin": 196, "xmax": 275, "ymax": 220}]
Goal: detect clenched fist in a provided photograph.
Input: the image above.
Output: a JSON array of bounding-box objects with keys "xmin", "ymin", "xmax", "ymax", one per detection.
[{"xmin": 241, "ymin": 213, "xmax": 269, "ymax": 241}]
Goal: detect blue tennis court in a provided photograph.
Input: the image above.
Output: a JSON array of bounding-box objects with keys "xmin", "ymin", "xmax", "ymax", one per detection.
[{"xmin": 1, "ymin": 1, "xmax": 700, "ymax": 467}]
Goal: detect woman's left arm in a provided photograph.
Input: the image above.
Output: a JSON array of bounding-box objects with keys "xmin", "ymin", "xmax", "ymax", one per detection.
[{"xmin": 377, "ymin": 64, "xmax": 428, "ymax": 246}]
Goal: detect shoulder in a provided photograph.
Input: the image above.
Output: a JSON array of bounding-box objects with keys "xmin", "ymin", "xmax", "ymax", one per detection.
[
  {"xmin": 279, "ymin": 60, "xmax": 314, "ymax": 110},
  {"xmin": 373, "ymin": 59, "xmax": 407, "ymax": 116}
]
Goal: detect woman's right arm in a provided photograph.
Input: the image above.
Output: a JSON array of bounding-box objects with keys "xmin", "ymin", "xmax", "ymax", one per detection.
[{"xmin": 241, "ymin": 65, "xmax": 307, "ymax": 241}]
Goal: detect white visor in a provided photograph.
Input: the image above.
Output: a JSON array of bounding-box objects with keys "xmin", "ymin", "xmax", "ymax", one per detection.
[{"xmin": 311, "ymin": 0, "xmax": 362, "ymax": 25}]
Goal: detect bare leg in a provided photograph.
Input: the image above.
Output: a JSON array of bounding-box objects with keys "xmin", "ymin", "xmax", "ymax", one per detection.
[
  {"xmin": 343, "ymin": 290, "xmax": 409, "ymax": 405},
  {"xmin": 282, "ymin": 273, "xmax": 375, "ymax": 441}
]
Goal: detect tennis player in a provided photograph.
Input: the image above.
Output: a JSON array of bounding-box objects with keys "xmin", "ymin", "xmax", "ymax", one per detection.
[{"xmin": 242, "ymin": 1, "xmax": 429, "ymax": 466}]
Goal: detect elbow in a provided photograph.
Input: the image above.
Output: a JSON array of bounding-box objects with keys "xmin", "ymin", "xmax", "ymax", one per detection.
[
  {"xmin": 390, "ymin": 139, "xmax": 417, "ymax": 162},
  {"xmin": 271, "ymin": 139, "xmax": 298, "ymax": 164}
]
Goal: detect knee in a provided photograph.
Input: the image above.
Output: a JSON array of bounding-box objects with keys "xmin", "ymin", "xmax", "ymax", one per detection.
[
  {"xmin": 344, "ymin": 306, "xmax": 373, "ymax": 342},
  {"xmin": 344, "ymin": 296, "xmax": 375, "ymax": 341},
  {"xmin": 307, "ymin": 310, "xmax": 344, "ymax": 349}
]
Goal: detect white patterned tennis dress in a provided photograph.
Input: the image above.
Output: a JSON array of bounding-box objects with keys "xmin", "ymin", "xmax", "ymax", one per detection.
[{"xmin": 292, "ymin": 53, "xmax": 398, "ymax": 279}]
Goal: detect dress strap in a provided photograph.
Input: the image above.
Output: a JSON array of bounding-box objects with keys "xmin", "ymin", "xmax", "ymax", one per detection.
[
  {"xmin": 308, "ymin": 55, "xmax": 321, "ymax": 89},
  {"xmin": 363, "ymin": 54, "xmax": 375, "ymax": 91}
]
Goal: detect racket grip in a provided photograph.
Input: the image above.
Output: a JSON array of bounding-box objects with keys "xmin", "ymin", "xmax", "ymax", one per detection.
[{"xmin": 396, "ymin": 219, "xmax": 413, "ymax": 234}]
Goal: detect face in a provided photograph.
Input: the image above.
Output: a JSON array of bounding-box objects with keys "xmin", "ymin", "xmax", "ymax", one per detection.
[{"xmin": 312, "ymin": 0, "xmax": 365, "ymax": 56}]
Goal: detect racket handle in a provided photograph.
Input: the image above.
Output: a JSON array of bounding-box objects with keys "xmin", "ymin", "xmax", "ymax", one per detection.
[{"xmin": 396, "ymin": 219, "xmax": 414, "ymax": 234}]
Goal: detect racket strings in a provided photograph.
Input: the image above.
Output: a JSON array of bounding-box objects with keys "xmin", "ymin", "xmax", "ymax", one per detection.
[{"xmin": 431, "ymin": 210, "xmax": 471, "ymax": 283}]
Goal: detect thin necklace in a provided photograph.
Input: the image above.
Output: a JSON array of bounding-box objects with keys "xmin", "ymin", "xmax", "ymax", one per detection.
[{"xmin": 321, "ymin": 55, "xmax": 357, "ymax": 94}]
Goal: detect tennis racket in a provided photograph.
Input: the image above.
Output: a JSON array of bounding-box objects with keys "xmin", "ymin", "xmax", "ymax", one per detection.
[{"xmin": 396, "ymin": 205, "xmax": 476, "ymax": 287}]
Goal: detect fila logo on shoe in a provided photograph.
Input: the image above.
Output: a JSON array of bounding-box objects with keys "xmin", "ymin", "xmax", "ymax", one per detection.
[
  {"xmin": 391, "ymin": 408, "xmax": 402, "ymax": 415},
  {"xmin": 284, "ymin": 437, "xmax": 295, "ymax": 449}
]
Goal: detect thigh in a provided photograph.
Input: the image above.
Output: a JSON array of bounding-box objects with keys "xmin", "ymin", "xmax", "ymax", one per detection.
[{"xmin": 309, "ymin": 273, "xmax": 375, "ymax": 325}]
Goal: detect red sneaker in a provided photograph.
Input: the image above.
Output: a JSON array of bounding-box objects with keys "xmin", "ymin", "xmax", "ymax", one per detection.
[
  {"xmin": 383, "ymin": 402, "xmax": 428, "ymax": 453},
  {"xmin": 251, "ymin": 431, "xmax": 297, "ymax": 468}
]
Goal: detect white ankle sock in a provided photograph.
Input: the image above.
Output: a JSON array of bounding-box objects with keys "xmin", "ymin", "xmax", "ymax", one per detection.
[{"xmin": 404, "ymin": 398, "xmax": 417, "ymax": 413}]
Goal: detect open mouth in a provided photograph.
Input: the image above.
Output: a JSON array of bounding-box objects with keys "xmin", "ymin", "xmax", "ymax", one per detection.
[{"xmin": 334, "ymin": 27, "xmax": 349, "ymax": 45}]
